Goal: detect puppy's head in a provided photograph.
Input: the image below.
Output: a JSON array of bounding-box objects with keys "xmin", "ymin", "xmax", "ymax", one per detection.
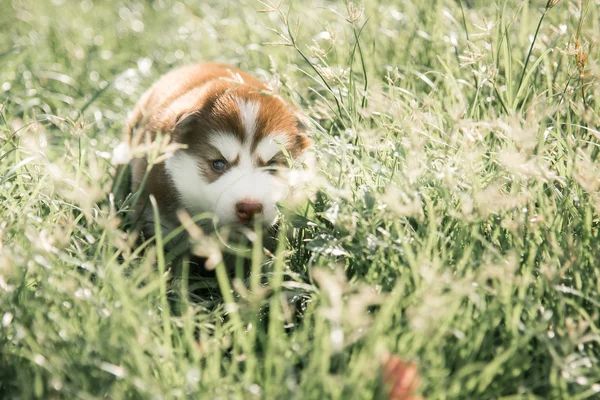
[{"xmin": 164, "ymin": 83, "xmax": 311, "ymax": 227}]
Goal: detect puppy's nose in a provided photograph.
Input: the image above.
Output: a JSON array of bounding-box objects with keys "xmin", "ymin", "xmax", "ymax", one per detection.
[{"xmin": 235, "ymin": 200, "xmax": 263, "ymax": 223}]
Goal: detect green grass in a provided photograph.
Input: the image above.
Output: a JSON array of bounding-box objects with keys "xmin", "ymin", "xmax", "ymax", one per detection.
[{"xmin": 1, "ymin": 0, "xmax": 600, "ymax": 398}]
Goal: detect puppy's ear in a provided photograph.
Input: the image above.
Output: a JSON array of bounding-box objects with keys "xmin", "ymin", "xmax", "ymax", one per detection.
[
  {"xmin": 291, "ymin": 114, "xmax": 311, "ymax": 153},
  {"xmin": 172, "ymin": 111, "xmax": 201, "ymax": 141},
  {"xmin": 295, "ymin": 113, "xmax": 312, "ymax": 148},
  {"xmin": 175, "ymin": 111, "xmax": 197, "ymax": 130},
  {"xmin": 295, "ymin": 112, "xmax": 310, "ymax": 133},
  {"xmin": 296, "ymin": 115, "xmax": 308, "ymax": 133}
]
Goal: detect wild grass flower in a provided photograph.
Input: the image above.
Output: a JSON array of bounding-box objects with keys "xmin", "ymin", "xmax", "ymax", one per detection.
[
  {"xmin": 549, "ymin": 0, "xmax": 562, "ymax": 9},
  {"xmin": 177, "ymin": 209, "xmax": 222, "ymax": 270},
  {"xmin": 345, "ymin": 2, "xmax": 363, "ymax": 24},
  {"xmin": 313, "ymin": 268, "xmax": 382, "ymax": 351}
]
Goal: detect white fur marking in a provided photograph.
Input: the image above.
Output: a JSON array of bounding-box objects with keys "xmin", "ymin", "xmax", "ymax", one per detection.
[
  {"xmin": 165, "ymin": 149, "xmax": 287, "ymax": 226},
  {"xmin": 236, "ymin": 99, "xmax": 260, "ymax": 140},
  {"xmin": 255, "ymin": 135, "xmax": 291, "ymax": 162},
  {"xmin": 164, "ymin": 152, "xmax": 209, "ymax": 214},
  {"xmin": 208, "ymin": 132, "xmax": 242, "ymax": 161}
]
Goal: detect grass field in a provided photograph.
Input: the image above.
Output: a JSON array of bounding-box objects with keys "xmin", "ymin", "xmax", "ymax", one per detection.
[{"xmin": 1, "ymin": 0, "xmax": 600, "ymax": 398}]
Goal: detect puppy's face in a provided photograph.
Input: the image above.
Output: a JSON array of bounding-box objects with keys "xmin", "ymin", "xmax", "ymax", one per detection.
[{"xmin": 164, "ymin": 88, "xmax": 310, "ymax": 227}]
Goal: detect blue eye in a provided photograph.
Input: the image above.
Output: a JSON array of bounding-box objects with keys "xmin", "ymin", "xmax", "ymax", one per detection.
[
  {"xmin": 212, "ymin": 159, "xmax": 227, "ymax": 171},
  {"xmin": 267, "ymin": 160, "xmax": 278, "ymax": 172}
]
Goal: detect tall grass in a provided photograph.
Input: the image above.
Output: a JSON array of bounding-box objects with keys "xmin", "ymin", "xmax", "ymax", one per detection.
[{"xmin": 1, "ymin": 0, "xmax": 599, "ymax": 398}]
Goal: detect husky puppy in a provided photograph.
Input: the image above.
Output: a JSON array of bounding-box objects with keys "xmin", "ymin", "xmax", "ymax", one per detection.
[{"xmin": 125, "ymin": 63, "xmax": 311, "ymax": 244}]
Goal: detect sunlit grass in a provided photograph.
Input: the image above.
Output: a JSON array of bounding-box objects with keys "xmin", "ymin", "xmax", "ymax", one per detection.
[{"xmin": 1, "ymin": 0, "xmax": 600, "ymax": 398}]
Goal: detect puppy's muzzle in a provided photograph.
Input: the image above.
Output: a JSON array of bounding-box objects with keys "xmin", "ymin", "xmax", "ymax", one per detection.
[{"xmin": 235, "ymin": 200, "xmax": 263, "ymax": 224}]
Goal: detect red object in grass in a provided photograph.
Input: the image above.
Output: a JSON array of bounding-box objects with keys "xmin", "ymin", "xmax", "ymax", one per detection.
[{"xmin": 381, "ymin": 353, "xmax": 424, "ymax": 400}]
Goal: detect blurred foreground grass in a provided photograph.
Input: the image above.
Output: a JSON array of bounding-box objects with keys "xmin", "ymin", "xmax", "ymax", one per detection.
[{"xmin": 1, "ymin": 0, "xmax": 600, "ymax": 398}]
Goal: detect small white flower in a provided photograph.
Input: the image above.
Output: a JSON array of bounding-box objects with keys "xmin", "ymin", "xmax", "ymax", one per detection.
[
  {"xmin": 111, "ymin": 142, "xmax": 131, "ymax": 165},
  {"xmin": 2, "ymin": 312, "xmax": 13, "ymax": 327}
]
